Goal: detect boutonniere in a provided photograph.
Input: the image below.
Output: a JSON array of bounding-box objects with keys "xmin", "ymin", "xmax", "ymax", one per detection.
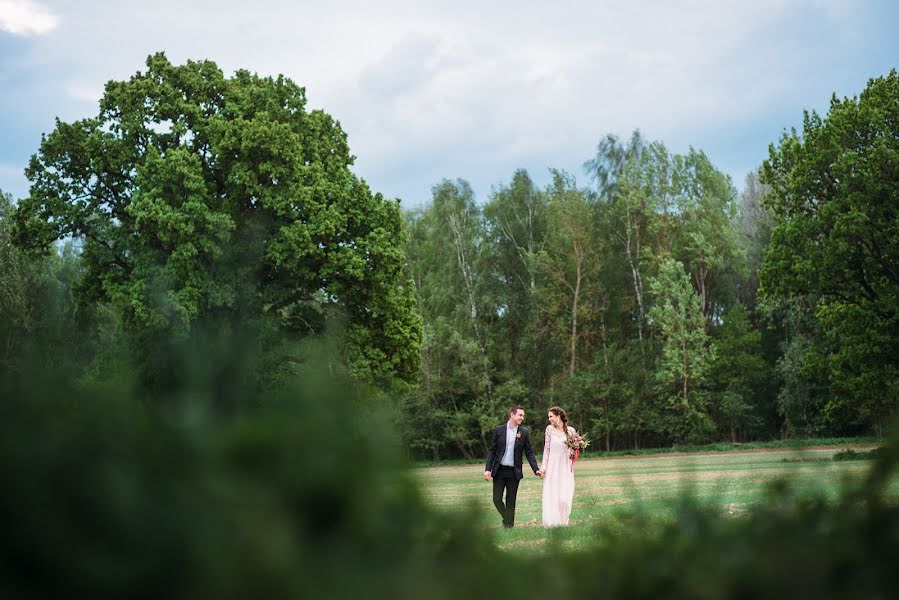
[{"xmin": 516, "ymin": 432, "xmax": 522, "ymax": 440}]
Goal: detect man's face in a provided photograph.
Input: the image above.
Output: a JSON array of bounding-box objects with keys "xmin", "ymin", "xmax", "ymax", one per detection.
[{"xmin": 510, "ymin": 409, "xmax": 525, "ymax": 426}]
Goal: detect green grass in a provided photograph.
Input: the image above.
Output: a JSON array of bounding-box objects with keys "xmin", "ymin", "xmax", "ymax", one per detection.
[{"xmin": 412, "ymin": 442, "xmax": 899, "ymax": 555}]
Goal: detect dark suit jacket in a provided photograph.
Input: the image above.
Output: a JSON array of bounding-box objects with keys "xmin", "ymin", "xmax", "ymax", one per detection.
[{"xmin": 485, "ymin": 423, "xmax": 540, "ymax": 480}]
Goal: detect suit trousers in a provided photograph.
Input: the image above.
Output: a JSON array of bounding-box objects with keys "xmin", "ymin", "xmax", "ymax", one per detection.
[{"xmin": 492, "ymin": 465, "xmax": 520, "ymax": 527}]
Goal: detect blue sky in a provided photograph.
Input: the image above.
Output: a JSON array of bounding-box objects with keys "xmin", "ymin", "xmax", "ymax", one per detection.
[{"xmin": 1, "ymin": 0, "xmax": 897, "ymax": 208}]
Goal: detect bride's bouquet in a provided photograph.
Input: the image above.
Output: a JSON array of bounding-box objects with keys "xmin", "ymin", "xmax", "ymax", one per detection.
[{"xmin": 565, "ymin": 432, "xmax": 590, "ymax": 462}]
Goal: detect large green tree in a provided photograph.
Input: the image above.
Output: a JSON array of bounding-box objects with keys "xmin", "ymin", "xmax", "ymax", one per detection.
[
  {"xmin": 587, "ymin": 131, "xmax": 652, "ymax": 352},
  {"xmin": 673, "ymin": 149, "xmax": 741, "ymax": 325},
  {"xmin": 402, "ymin": 180, "xmax": 506, "ymax": 457},
  {"xmin": 761, "ymin": 70, "xmax": 899, "ymax": 432},
  {"xmin": 13, "ymin": 53, "xmax": 420, "ymax": 390},
  {"xmin": 482, "ymin": 169, "xmax": 547, "ymax": 379},
  {"xmin": 538, "ymin": 171, "xmax": 602, "ymax": 379},
  {"xmin": 649, "ymin": 257, "xmax": 715, "ymax": 443},
  {"xmin": 710, "ymin": 302, "xmax": 766, "ymax": 441}
]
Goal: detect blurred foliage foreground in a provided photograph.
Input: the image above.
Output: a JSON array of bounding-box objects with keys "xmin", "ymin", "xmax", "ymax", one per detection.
[{"xmin": 1, "ymin": 354, "xmax": 898, "ymax": 599}]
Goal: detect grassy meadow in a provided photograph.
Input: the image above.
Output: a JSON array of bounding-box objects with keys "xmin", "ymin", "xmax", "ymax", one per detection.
[{"xmin": 414, "ymin": 444, "xmax": 896, "ymax": 554}]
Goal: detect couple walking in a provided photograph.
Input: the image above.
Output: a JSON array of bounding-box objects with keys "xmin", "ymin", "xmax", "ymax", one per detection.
[{"xmin": 483, "ymin": 405, "xmax": 577, "ymax": 528}]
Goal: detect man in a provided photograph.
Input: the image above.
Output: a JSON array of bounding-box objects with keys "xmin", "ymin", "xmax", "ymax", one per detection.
[{"xmin": 484, "ymin": 406, "xmax": 542, "ymax": 528}]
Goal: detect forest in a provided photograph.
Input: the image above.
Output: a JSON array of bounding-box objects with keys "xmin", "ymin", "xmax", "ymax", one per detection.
[
  {"xmin": 398, "ymin": 73, "xmax": 898, "ymax": 458},
  {"xmin": 2, "ymin": 56, "xmax": 897, "ymax": 461}
]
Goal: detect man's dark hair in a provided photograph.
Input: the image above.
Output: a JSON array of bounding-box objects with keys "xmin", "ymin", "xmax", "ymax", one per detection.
[{"xmin": 508, "ymin": 405, "xmax": 525, "ymax": 416}]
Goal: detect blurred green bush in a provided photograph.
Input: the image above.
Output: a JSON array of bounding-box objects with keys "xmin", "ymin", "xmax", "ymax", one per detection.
[{"xmin": 1, "ymin": 351, "xmax": 897, "ymax": 599}]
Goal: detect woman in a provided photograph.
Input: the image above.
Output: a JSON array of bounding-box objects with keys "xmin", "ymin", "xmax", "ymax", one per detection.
[{"xmin": 539, "ymin": 406, "xmax": 576, "ymax": 527}]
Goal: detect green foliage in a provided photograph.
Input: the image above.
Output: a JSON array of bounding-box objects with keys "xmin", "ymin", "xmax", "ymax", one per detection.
[
  {"xmin": 0, "ymin": 189, "xmax": 43, "ymax": 370},
  {"xmin": 761, "ymin": 70, "xmax": 899, "ymax": 431},
  {"xmin": 763, "ymin": 296, "xmax": 831, "ymax": 437},
  {"xmin": 0, "ymin": 190, "xmax": 87, "ymax": 377},
  {"xmin": 12, "ymin": 53, "xmax": 420, "ymax": 392},
  {"xmin": 736, "ymin": 171, "xmax": 775, "ymax": 307},
  {"xmin": 2, "ymin": 350, "xmax": 899, "ymax": 598},
  {"xmin": 673, "ymin": 148, "xmax": 742, "ymax": 322},
  {"xmin": 710, "ymin": 302, "xmax": 767, "ymax": 440},
  {"xmin": 833, "ymin": 447, "xmax": 885, "ymax": 461},
  {"xmin": 537, "ymin": 171, "xmax": 602, "ymax": 378},
  {"xmin": 0, "ymin": 350, "xmax": 490, "ymax": 598},
  {"xmin": 482, "ymin": 169, "xmax": 547, "ymax": 378},
  {"xmin": 404, "ymin": 138, "xmax": 776, "ymax": 454},
  {"xmin": 649, "ymin": 257, "xmax": 715, "ymax": 443},
  {"xmin": 402, "ymin": 180, "xmax": 494, "ymax": 458}
]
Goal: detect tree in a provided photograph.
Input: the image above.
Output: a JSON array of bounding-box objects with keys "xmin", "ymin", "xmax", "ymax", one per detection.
[
  {"xmin": 538, "ymin": 171, "xmax": 602, "ymax": 378},
  {"xmin": 0, "ymin": 189, "xmax": 42, "ymax": 370},
  {"xmin": 710, "ymin": 302, "xmax": 766, "ymax": 441},
  {"xmin": 1, "ymin": 190, "xmax": 86, "ymax": 376},
  {"xmin": 737, "ymin": 171, "xmax": 774, "ymax": 308},
  {"xmin": 673, "ymin": 149, "xmax": 741, "ymax": 326},
  {"xmin": 761, "ymin": 70, "xmax": 899, "ymax": 432},
  {"xmin": 648, "ymin": 257, "xmax": 715, "ymax": 443},
  {"xmin": 768, "ymin": 297, "xmax": 830, "ymax": 437},
  {"xmin": 406, "ymin": 180, "xmax": 494, "ymax": 401},
  {"xmin": 587, "ymin": 132, "xmax": 652, "ymax": 352},
  {"xmin": 483, "ymin": 169, "xmax": 547, "ymax": 376},
  {"xmin": 402, "ymin": 180, "xmax": 497, "ymax": 456},
  {"xmin": 12, "ymin": 53, "xmax": 420, "ymax": 392},
  {"xmin": 584, "ymin": 130, "xmax": 647, "ymax": 203}
]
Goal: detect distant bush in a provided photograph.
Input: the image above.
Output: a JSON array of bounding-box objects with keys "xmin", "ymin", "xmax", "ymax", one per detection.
[{"xmin": 833, "ymin": 447, "xmax": 885, "ymax": 461}]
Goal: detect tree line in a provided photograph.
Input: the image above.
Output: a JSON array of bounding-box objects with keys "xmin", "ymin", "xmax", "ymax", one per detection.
[
  {"xmin": 1, "ymin": 55, "xmax": 895, "ymax": 460},
  {"xmin": 400, "ymin": 71, "xmax": 898, "ymax": 458}
]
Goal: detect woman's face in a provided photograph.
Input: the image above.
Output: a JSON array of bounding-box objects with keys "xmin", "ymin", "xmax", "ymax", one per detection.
[{"xmin": 548, "ymin": 412, "xmax": 560, "ymax": 427}]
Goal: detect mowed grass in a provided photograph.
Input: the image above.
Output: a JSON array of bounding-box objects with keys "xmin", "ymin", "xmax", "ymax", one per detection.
[{"xmin": 413, "ymin": 444, "xmax": 898, "ymax": 554}]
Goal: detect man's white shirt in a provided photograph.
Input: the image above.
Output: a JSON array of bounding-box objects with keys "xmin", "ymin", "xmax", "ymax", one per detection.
[{"xmin": 500, "ymin": 423, "xmax": 518, "ymax": 466}]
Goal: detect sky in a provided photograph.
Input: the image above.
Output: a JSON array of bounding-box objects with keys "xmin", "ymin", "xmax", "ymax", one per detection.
[{"xmin": 1, "ymin": 0, "xmax": 897, "ymax": 209}]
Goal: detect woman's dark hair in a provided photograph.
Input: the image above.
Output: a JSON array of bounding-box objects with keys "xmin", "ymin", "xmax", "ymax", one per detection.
[{"xmin": 548, "ymin": 406, "xmax": 568, "ymax": 432}]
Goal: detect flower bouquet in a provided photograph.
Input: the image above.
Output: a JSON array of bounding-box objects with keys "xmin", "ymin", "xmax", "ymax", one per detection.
[{"xmin": 565, "ymin": 432, "xmax": 589, "ymax": 462}]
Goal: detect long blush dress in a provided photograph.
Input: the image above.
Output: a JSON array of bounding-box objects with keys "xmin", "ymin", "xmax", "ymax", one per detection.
[{"xmin": 540, "ymin": 425, "xmax": 575, "ymax": 527}]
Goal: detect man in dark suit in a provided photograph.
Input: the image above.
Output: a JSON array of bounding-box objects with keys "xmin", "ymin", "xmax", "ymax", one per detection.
[{"xmin": 484, "ymin": 406, "xmax": 542, "ymax": 528}]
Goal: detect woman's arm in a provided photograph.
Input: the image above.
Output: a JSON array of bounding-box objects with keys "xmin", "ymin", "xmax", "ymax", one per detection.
[{"xmin": 540, "ymin": 425, "xmax": 551, "ymax": 471}]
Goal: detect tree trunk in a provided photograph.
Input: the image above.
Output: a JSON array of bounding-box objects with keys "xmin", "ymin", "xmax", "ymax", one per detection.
[
  {"xmin": 600, "ymin": 301, "xmax": 612, "ymax": 452},
  {"xmin": 570, "ymin": 256, "xmax": 581, "ymax": 377},
  {"xmin": 682, "ymin": 337, "xmax": 689, "ymax": 407},
  {"xmin": 695, "ymin": 264, "xmax": 709, "ymax": 327},
  {"xmin": 623, "ymin": 214, "xmax": 646, "ymax": 356},
  {"xmin": 456, "ymin": 442, "xmax": 474, "ymax": 459}
]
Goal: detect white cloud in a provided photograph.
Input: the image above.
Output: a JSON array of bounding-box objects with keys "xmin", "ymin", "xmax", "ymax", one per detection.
[
  {"xmin": 0, "ymin": 0, "xmax": 59, "ymax": 36},
  {"xmin": 3, "ymin": 0, "xmax": 887, "ymax": 205}
]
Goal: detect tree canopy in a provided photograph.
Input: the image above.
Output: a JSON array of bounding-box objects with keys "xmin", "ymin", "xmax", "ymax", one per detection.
[
  {"xmin": 12, "ymin": 53, "xmax": 421, "ymax": 390},
  {"xmin": 761, "ymin": 69, "xmax": 899, "ymax": 430}
]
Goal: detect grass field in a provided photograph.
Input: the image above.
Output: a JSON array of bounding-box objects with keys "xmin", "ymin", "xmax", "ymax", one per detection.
[{"xmin": 413, "ymin": 443, "xmax": 896, "ymax": 553}]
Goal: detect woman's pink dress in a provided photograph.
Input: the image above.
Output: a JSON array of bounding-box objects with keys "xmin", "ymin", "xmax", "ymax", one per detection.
[{"xmin": 540, "ymin": 425, "xmax": 576, "ymax": 527}]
